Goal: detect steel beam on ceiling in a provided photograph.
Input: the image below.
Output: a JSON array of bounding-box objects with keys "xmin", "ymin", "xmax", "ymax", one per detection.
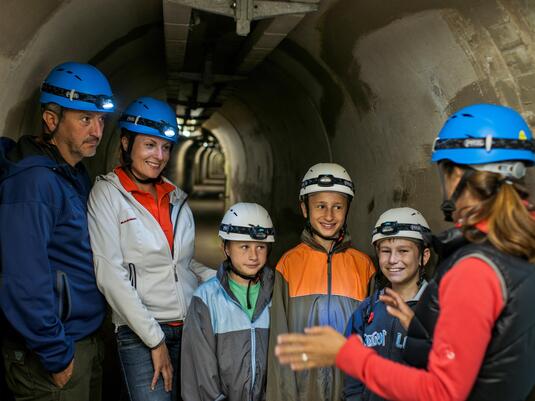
[
  {"xmin": 163, "ymin": 0, "xmax": 193, "ymax": 101},
  {"xmin": 167, "ymin": 0, "xmax": 318, "ymax": 35}
]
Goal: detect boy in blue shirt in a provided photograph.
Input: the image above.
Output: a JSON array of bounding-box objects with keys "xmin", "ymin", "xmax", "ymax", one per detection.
[{"xmin": 344, "ymin": 207, "xmax": 432, "ymax": 401}]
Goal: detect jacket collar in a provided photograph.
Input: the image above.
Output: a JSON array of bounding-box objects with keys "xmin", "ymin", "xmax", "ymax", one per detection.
[
  {"xmin": 412, "ymin": 280, "xmax": 428, "ymax": 301},
  {"xmin": 429, "ymin": 227, "xmax": 468, "ymax": 261},
  {"xmin": 97, "ymin": 169, "xmax": 187, "ymax": 206},
  {"xmin": 300, "ymin": 228, "xmax": 352, "ymax": 254},
  {"xmin": 216, "ymin": 259, "xmax": 274, "ymax": 322},
  {"xmin": 0, "ymin": 135, "xmax": 88, "ymax": 190}
]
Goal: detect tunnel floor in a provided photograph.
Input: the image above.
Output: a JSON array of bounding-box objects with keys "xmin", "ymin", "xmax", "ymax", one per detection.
[{"xmin": 188, "ymin": 197, "xmax": 225, "ymax": 269}]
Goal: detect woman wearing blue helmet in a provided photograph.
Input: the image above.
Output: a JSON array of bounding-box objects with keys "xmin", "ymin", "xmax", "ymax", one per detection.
[
  {"xmin": 274, "ymin": 104, "xmax": 535, "ymax": 401},
  {"xmin": 87, "ymin": 96, "xmax": 215, "ymax": 401}
]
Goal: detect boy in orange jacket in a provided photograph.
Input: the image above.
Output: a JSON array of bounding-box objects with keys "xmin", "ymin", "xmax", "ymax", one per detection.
[{"xmin": 267, "ymin": 163, "xmax": 375, "ymax": 401}]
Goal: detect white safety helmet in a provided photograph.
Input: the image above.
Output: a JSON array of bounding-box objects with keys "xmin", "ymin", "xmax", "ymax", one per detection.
[
  {"xmin": 371, "ymin": 207, "xmax": 431, "ymax": 245},
  {"xmin": 299, "ymin": 163, "xmax": 355, "ymax": 199},
  {"xmin": 219, "ymin": 202, "xmax": 275, "ymax": 243}
]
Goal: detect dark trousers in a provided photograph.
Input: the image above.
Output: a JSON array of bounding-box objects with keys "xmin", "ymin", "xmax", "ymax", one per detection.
[{"xmin": 2, "ymin": 334, "xmax": 104, "ymax": 401}]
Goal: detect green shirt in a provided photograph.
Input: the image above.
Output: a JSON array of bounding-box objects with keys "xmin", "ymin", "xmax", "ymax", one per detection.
[{"xmin": 228, "ymin": 277, "xmax": 261, "ymax": 320}]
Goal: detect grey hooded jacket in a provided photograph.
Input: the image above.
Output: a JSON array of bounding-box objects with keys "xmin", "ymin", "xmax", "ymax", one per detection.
[{"xmin": 181, "ymin": 261, "xmax": 274, "ymax": 401}]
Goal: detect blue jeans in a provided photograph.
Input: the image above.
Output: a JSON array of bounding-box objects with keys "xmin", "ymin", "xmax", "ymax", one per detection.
[{"xmin": 117, "ymin": 324, "xmax": 182, "ymax": 401}]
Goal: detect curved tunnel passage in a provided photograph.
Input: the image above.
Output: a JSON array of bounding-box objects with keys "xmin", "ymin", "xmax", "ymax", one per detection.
[
  {"xmin": 3, "ymin": 0, "xmax": 535, "ymax": 400},
  {"xmin": 3, "ymin": 0, "xmax": 535, "ymax": 256}
]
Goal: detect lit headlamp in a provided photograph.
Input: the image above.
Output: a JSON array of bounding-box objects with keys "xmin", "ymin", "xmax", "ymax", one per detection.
[
  {"xmin": 96, "ymin": 96, "xmax": 114, "ymax": 110},
  {"xmin": 120, "ymin": 114, "xmax": 177, "ymax": 139},
  {"xmin": 41, "ymin": 83, "xmax": 115, "ymax": 111},
  {"xmin": 163, "ymin": 125, "xmax": 177, "ymax": 138}
]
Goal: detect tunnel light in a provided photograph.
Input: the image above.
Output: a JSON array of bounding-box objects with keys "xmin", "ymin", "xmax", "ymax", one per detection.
[
  {"xmin": 181, "ymin": 130, "xmax": 191, "ymax": 137},
  {"xmin": 203, "ymin": 142, "xmax": 209, "ymax": 148},
  {"xmin": 177, "ymin": 117, "xmax": 184, "ymax": 125}
]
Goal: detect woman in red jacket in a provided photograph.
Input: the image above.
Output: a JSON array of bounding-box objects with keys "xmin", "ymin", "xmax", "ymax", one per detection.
[{"xmin": 275, "ymin": 104, "xmax": 535, "ymax": 401}]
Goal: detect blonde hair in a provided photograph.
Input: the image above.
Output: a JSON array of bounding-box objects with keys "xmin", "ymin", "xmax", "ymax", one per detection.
[{"xmin": 444, "ymin": 162, "xmax": 535, "ymax": 262}]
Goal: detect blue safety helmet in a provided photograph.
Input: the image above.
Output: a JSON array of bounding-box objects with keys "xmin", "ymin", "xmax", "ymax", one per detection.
[
  {"xmin": 432, "ymin": 104, "xmax": 535, "ymax": 166},
  {"xmin": 40, "ymin": 62, "xmax": 115, "ymax": 112},
  {"xmin": 119, "ymin": 97, "xmax": 178, "ymax": 143},
  {"xmin": 433, "ymin": 104, "xmax": 535, "ymax": 221}
]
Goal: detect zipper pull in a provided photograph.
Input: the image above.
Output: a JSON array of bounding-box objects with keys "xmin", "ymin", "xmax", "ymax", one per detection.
[
  {"xmin": 174, "ymin": 268, "xmax": 178, "ymax": 282},
  {"xmin": 367, "ymin": 311, "xmax": 375, "ymax": 324}
]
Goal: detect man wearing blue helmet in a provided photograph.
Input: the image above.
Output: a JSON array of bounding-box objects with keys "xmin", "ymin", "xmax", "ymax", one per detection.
[
  {"xmin": 0, "ymin": 62, "xmax": 115, "ymax": 400},
  {"xmin": 88, "ymin": 96, "xmax": 214, "ymax": 401},
  {"xmin": 275, "ymin": 104, "xmax": 535, "ymax": 401}
]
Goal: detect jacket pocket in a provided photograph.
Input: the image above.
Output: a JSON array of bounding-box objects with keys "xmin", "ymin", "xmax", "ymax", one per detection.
[
  {"xmin": 128, "ymin": 263, "xmax": 137, "ymax": 289},
  {"xmin": 56, "ymin": 271, "xmax": 72, "ymax": 321}
]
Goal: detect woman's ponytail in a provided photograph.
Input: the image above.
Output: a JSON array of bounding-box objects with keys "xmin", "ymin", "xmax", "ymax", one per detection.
[{"xmin": 462, "ymin": 168, "xmax": 535, "ymax": 262}]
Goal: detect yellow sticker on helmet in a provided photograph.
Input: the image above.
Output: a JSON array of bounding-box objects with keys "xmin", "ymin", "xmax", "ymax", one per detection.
[{"xmin": 519, "ymin": 130, "xmax": 528, "ymax": 140}]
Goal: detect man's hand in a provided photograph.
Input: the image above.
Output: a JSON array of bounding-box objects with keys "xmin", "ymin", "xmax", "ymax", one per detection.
[
  {"xmin": 52, "ymin": 358, "xmax": 74, "ymax": 388},
  {"xmin": 151, "ymin": 341, "xmax": 173, "ymax": 392}
]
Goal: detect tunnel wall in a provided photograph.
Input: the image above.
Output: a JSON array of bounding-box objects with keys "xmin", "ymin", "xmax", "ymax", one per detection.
[
  {"xmin": 1, "ymin": 0, "xmax": 535, "ymax": 255},
  {"xmin": 2, "ymin": 5, "xmax": 535, "ymax": 398},
  {"xmin": 208, "ymin": 62, "xmax": 334, "ymax": 254},
  {"xmin": 0, "ymin": 0, "xmax": 167, "ymax": 179},
  {"xmin": 206, "ymin": 102, "xmax": 275, "ymax": 211},
  {"xmin": 211, "ymin": 0, "xmax": 535, "ymax": 255}
]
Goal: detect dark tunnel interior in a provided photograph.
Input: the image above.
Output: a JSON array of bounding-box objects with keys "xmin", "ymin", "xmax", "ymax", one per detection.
[{"xmin": 3, "ymin": 0, "xmax": 535, "ymax": 399}]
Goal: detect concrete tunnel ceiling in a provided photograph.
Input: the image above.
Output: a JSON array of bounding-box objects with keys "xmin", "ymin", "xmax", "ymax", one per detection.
[{"xmin": 2, "ymin": 0, "xmax": 535, "ymax": 255}]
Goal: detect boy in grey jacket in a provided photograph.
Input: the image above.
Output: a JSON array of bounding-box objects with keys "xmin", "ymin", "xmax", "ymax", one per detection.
[{"xmin": 181, "ymin": 203, "xmax": 275, "ymax": 401}]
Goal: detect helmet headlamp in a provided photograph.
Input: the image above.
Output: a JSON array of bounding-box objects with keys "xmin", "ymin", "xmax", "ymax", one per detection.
[
  {"xmin": 98, "ymin": 97, "xmax": 115, "ymax": 110},
  {"xmin": 301, "ymin": 175, "xmax": 354, "ymax": 192},
  {"xmin": 120, "ymin": 114, "xmax": 177, "ymax": 140},
  {"xmin": 372, "ymin": 221, "xmax": 431, "ymax": 237},
  {"xmin": 220, "ymin": 223, "xmax": 275, "ymax": 241},
  {"xmin": 163, "ymin": 126, "xmax": 177, "ymax": 138},
  {"xmin": 41, "ymin": 83, "xmax": 115, "ymax": 111}
]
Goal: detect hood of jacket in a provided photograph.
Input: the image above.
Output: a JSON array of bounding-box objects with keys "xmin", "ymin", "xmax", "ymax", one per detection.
[
  {"xmin": 216, "ymin": 259, "xmax": 274, "ymax": 322},
  {"xmin": 0, "ymin": 135, "xmax": 88, "ymax": 188},
  {"xmin": 301, "ymin": 227, "xmax": 353, "ymax": 254}
]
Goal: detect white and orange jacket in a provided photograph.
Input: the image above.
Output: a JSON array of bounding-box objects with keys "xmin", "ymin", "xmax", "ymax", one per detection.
[{"xmin": 87, "ymin": 171, "xmax": 214, "ymax": 348}]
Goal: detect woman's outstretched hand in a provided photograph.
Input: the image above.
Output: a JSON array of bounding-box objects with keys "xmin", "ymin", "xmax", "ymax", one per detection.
[
  {"xmin": 275, "ymin": 326, "xmax": 348, "ymax": 371},
  {"xmin": 380, "ymin": 287, "xmax": 415, "ymax": 331}
]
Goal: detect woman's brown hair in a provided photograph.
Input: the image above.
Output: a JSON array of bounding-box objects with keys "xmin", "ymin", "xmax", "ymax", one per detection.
[{"xmin": 441, "ymin": 161, "xmax": 535, "ymax": 262}]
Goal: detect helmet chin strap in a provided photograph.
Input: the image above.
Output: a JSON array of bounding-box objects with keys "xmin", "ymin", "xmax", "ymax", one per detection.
[
  {"xmin": 440, "ymin": 169, "xmax": 474, "ymax": 222},
  {"xmin": 128, "ymin": 166, "xmax": 159, "ymax": 184},
  {"xmin": 224, "ymin": 252, "xmax": 262, "ymax": 310}
]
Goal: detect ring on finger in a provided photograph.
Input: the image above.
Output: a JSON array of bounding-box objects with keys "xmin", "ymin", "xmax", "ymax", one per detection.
[{"xmin": 301, "ymin": 352, "xmax": 309, "ymax": 363}]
